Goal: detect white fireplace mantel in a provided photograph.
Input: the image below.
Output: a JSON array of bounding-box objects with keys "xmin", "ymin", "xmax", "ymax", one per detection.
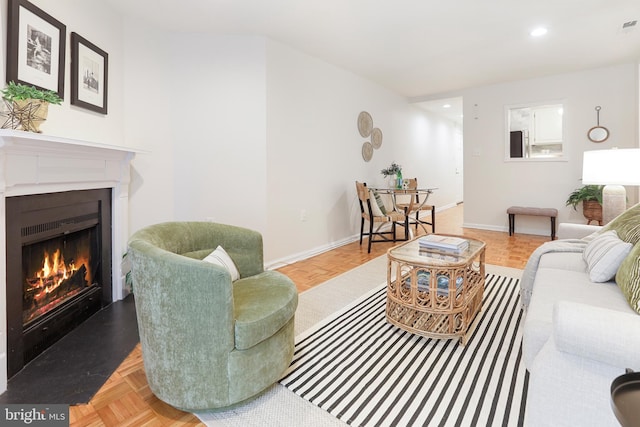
[{"xmin": 0, "ymin": 129, "xmax": 139, "ymax": 393}]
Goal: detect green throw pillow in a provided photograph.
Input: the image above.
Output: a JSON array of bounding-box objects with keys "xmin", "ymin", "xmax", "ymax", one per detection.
[
  {"xmin": 615, "ymin": 241, "xmax": 640, "ymax": 314},
  {"xmin": 603, "ymin": 203, "xmax": 640, "ymax": 245}
]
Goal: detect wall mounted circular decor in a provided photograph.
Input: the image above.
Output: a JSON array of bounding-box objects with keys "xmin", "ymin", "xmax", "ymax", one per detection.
[
  {"xmin": 357, "ymin": 111, "xmax": 373, "ymax": 138},
  {"xmin": 362, "ymin": 141, "xmax": 373, "ymax": 162},
  {"xmin": 371, "ymin": 127, "xmax": 383, "ymax": 149}
]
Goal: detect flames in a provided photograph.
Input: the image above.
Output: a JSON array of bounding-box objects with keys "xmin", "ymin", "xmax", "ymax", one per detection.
[{"xmin": 33, "ymin": 249, "xmax": 77, "ymax": 296}]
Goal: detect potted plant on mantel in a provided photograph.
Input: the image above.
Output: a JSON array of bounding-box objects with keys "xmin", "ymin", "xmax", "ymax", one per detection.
[
  {"xmin": 1, "ymin": 81, "xmax": 62, "ymax": 133},
  {"xmin": 566, "ymin": 184, "xmax": 603, "ymax": 225}
]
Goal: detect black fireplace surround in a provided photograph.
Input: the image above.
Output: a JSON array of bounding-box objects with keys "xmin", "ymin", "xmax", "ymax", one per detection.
[{"xmin": 5, "ymin": 189, "xmax": 112, "ymax": 378}]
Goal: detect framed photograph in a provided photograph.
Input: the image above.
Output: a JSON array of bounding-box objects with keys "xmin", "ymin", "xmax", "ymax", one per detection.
[
  {"xmin": 6, "ymin": 0, "xmax": 66, "ymax": 98},
  {"xmin": 71, "ymin": 32, "xmax": 108, "ymax": 114}
]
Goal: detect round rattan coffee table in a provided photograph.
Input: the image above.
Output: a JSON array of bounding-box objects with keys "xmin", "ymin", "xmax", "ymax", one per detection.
[{"xmin": 386, "ymin": 235, "xmax": 486, "ymax": 345}]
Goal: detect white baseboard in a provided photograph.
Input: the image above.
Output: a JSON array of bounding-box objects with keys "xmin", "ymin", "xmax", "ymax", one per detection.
[
  {"xmin": 462, "ymin": 223, "xmax": 506, "ymax": 232},
  {"xmin": 463, "ymin": 222, "xmax": 552, "ymax": 237},
  {"xmin": 266, "ymin": 234, "xmax": 360, "ymax": 270},
  {"xmin": 267, "ymin": 203, "xmax": 462, "ymax": 270}
]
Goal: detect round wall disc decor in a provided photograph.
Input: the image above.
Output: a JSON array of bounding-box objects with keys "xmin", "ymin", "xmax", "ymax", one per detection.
[
  {"xmin": 362, "ymin": 141, "xmax": 373, "ymax": 162},
  {"xmin": 371, "ymin": 127, "xmax": 383, "ymax": 149},
  {"xmin": 357, "ymin": 111, "xmax": 373, "ymax": 138}
]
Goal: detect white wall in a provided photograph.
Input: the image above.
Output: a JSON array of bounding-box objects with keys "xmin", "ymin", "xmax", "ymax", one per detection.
[
  {"xmin": 264, "ymin": 40, "xmax": 460, "ymax": 264},
  {"xmin": 461, "ymin": 63, "xmax": 639, "ymax": 235},
  {"xmin": 0, "ymin": 0, "xmax": 125, "ymax": 145},
  {"xmin": 121, "ymin": 17, "xmax": 175, "ymax": 234},
  {"xmin": 168, "ymin": 35, "xmax": 268, "ymax": 233},
  {"xmin": 392, "ymin": 109, "xmax": 462, "ymax": 211}
]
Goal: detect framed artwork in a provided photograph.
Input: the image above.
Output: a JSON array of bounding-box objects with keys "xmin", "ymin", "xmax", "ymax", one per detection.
[
  {"xmin": 6, "ymin": 0, "xmax": 66, "ymax": 98},
  {"xmin": 71, "ymin": 32, "xmax": 108, "ymax": 114}
]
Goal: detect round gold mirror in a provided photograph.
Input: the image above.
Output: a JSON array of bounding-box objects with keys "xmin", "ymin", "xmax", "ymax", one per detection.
[
  {"xmin": 588, "ymin": 106, "xmax": 609, "ymax": 143},
  {"xmin": 588, "ymin": 126, "xmax": 609, "ymax": 143}
]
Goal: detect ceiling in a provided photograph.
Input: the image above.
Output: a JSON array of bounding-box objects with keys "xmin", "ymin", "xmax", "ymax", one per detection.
[{"xmin": 106, "ymin": 0, "xmax": 640, "ymax": 102}]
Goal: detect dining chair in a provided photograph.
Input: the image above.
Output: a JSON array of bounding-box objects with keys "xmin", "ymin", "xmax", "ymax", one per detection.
[
  {"xmin": 395, "ymin": 178, "xmax": 436, "ymax": 233},
  {"xmin": 355, "ymin": 181, "xmax": 407, "ymax": 253}
]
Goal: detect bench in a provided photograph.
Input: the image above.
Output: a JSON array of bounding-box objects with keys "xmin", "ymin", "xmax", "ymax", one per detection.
[{"xmin": 507, "ymin": 206, "xmax": 558, "ymax": 240}]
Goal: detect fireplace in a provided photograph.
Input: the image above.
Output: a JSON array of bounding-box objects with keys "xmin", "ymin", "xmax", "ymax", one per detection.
[
  {"xmin": 5, "ymin": 189, "xmax": 112, "ymax": 378},
  {"xmin": 0, "ymin": 129, "xmax": 137, "ymax": 393}
]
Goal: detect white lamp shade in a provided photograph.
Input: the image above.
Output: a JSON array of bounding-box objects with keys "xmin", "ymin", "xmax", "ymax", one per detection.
[{"xmin": 582, "ymin": 149, "xmax": 640, "ymax": 185}]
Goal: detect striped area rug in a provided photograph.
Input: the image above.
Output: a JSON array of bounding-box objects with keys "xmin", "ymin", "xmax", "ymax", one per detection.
[{"xmin": 279, "ymin": 273, "xmax": 528, "ymax": 427}]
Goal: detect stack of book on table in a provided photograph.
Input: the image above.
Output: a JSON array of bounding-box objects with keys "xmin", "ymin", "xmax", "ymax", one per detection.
[{"xmin": 419, "ymin": 234, "xmax": 469, "ymax": 254}]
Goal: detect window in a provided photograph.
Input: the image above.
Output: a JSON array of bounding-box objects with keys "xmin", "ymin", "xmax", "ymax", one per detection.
[{"xmin": 506, "ymin": 102, "xmax": 565, "ymax": 161}]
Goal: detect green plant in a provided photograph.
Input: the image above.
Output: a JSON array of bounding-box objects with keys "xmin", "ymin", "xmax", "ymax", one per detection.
[
  {"xmin": 381, "ymin": 162, "xmax": 402, "ymax": 177},
  {"xmin": 565, "ymin": 185, "xmax": 603, "ymax": 210},
  {"xmin": 1, "ymin": 81, "xmax": 62, "ymax": 105},
  {"xmin": 122, "ymin": 252, "xmax": 133, "ymax": 293}
]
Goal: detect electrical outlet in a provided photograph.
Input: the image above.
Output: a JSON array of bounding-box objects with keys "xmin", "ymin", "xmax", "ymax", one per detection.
[{"xmin": 300, "ymin": 209, "xmax": 307, "ymax": 222}]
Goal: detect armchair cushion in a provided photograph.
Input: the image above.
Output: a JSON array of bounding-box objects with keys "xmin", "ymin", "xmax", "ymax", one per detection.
[
  {"xmin": 233, "ymin": 271, "xmax": 298, "ymax": 350},
  {"xmin": 583, "ymin": 230, "xmax": 632, "ymax": 282}
]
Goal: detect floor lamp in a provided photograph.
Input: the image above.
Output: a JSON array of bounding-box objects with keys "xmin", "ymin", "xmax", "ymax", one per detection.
[{"xmin": 582, "ymin": 148, "xmax": 640, "ymax": 224}]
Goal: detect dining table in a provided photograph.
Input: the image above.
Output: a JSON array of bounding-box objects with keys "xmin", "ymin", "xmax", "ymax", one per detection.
[{"xmin": 369, "ymin": 186, "xmax": 437, "ymax": 238}]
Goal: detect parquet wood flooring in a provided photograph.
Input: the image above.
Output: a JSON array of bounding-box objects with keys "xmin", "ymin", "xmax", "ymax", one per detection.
[{"xmin": 69, "ymin": 204, "xmax": 546, "ymax": 426}]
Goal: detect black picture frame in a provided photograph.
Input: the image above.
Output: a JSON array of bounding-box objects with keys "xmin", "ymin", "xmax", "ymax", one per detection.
[
  {"xmin": 6, "ymin": 0, "xmax": 66, "ymax": 98},
  {"xmin": 71, "ymin": 32, "xmax": 108, "ymax": 114}
]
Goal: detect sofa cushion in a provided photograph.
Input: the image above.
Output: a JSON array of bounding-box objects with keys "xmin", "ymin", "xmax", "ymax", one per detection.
[
  {"xmin": 583, "ymin": 230, "xmax": 633, "ymax": 282},
  {"xmin": 603, "ymin": 202, "xmax": 640, "ymax": 244},
  {"xmin": 522, "ymin": 261, "xmax": 635, "ymax": 368},
  {"xmin": 233, "ymin": 271, "xmax": 298, "ymax": 350},
  {"xmin": 203, "ymin": 246, "xmax": 240, "ymax": 281},
  {"xmin": 615, "ymin": 242, "xmax": 640, "ymax": 314},
  {"xmin": 538, "ymin": 251, "xmax": 587, "ymax": 273}
]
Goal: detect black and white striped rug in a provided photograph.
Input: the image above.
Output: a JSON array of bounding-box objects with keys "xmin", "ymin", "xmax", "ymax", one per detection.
[{"xmin": 280, "ymin": 273, "xmax": 528, "ymax": 427}]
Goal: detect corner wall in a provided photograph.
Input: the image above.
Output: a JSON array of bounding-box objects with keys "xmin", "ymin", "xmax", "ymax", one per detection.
[{"xmin": 462, "ymin": 63, "xmax": 639, "ymax": 235}]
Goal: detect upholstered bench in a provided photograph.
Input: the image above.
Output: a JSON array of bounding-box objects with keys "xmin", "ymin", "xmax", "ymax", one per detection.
[{"xmin": 507, "ymin": 206, "xmax": 558, "ymax": 240}]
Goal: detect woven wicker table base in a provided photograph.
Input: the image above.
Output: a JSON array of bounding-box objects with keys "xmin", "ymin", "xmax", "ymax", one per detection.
[
  {"xmin": 386, "ymin": 285, "xmax": 483, "ymax": 345},
  {"xmin": 385, "ymin": 235, "xmax": 486, "ymax": 345}
]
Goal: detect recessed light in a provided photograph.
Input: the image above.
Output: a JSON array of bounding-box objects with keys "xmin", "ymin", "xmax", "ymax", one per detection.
[
  {"xmin": 443, "ymin": 104, "xmax": 451, "ymax": 109},
  {"xmin": 530, "ymin": 27, "xmax": 548, "ymax": 37}
]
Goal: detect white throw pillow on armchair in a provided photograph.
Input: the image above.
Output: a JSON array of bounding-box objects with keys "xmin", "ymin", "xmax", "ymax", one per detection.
[{"xmin": 203, "ymin": 245, "xmax": 240, "ymax": 281}]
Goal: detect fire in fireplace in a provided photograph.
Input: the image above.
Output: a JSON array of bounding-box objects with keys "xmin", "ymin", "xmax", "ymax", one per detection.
[
  {"xmin": 5, "ymin": 189, "xmax": 112, "ymax": 378},
  {"xmin": 23, "ymin": 230, "xmax": 96, "ymax": 326}
]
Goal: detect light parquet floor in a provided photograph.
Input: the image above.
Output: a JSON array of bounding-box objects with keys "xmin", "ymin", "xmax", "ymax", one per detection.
[{"xmin": 69, "ymin": 204, "xmax": 547, "ymax": 426}]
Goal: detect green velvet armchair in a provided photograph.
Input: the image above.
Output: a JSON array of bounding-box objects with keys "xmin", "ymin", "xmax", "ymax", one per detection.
[{"xmin": 127, "ymin": 222, "xmax": 298, "ymax": 411}]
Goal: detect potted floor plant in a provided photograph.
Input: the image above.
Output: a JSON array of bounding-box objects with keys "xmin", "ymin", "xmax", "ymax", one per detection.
[
  {"xmin": 566, "ymin": 184, "xmax": 603, "ymax": 225},
  {"xmin": 1, "ymin": 81, "xmax": 62, "ymax": 133}
]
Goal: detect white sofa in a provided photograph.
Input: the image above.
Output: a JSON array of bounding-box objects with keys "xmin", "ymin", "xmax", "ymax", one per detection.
[{"xmin": 522, "ymin": 213, "xmax": 640, "ymax": 426}]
